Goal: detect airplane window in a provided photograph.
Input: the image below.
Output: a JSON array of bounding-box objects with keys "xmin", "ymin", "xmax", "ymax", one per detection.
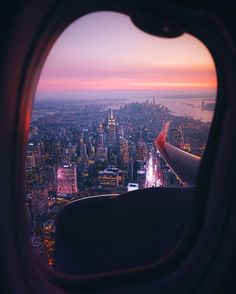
[{"xmin": 25, "ymin": 11, "xmax": 216, "ymax": 273}]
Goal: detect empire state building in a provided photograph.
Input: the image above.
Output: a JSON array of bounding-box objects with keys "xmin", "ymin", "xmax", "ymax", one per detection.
[{"xmin": 108, "ymin": 108, "xmax": 116, "ymax": 145}]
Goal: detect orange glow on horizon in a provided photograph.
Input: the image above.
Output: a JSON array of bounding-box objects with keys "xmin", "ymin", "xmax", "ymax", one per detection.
[
  {"xmin": 36, "ymin": 12, "xmax": 217, "ymax": 98},
  {"xmin": 38, "ymin": 68, "xmax": 216, "ymax": 92}
]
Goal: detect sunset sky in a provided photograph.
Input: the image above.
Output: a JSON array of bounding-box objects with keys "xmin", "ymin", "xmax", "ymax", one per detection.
[{"xmin": 36, "ymin": 11, "xmax": 217, "ymax": 100}]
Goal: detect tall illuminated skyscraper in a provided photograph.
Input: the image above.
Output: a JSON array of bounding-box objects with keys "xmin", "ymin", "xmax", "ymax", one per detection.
[
  {"xmin": 57, "ymin": 163, "xmax": 78, "ymax": 194},
  {"xmin": 108, "ymin": 108, "xmax": 116, "ymax": 145}
]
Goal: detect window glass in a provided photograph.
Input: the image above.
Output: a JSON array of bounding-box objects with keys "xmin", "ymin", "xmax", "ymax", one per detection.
[{"xmin": 25, "ymin": 11, "xmax": 216, "ymax": 270}]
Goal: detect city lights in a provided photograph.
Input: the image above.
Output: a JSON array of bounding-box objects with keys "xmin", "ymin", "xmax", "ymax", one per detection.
[{"xmin": 25, "ymin": 11, "xmax": 216, "ymax": 270}]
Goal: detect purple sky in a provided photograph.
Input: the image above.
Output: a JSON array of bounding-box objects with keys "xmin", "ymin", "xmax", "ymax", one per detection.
[{"xmin": 35, "ymin": 11, "xmax": 217, "ymax": 100}]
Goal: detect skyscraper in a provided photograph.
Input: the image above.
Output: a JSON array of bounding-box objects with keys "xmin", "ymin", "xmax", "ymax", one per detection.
[
  {"xmin": 117, "ymin": 127, "xmax": 124, "ymax": 139},
  {"xmin": 96, "ymin": 146, "xmax": 108, "ymax": 161},
  {"xmin": 128, "ymin": 158, "xmax": 134, "ymax": 182},
  {"xmin": 79, "ymin": 138, "xmax": 88, "ymax": 162},
  {"xmin": 45, "ymin": 166, "xmax": 56, "ymax": 192},
  {"xmin": 31, "ymin": 184, "xmax": 48, "ymax": 217},
  {"xmin": 136, "ymin": 141, "xmax": 148, "ymax": 162},
  {"xmin": 119, "ymin": 137, "xmax": 129, "ymax": 167},
  {"xmin": 169, "ymin": 126, "xmax": 185, "ymax": 149},
  {"xmin": 57, "ymin": 163, "xmax": 78, "ymax": 194},
  {"xmin": 98, "ymin": 123, "xmax": 105, "ymax": 147},
  {"xmin": 27, "ymin": 142, "xmax": 42, "ymax": 166},
  {"xmin": 137, "ymin": 170, "xmax": 146, "ymax": 189},
  {"xmin": 107, "ymin": 108, "xmax": 116, "ymax": 145},
  {"xmin": 25, "ymin": 151, "xmax": 36, "ymax": 168}
]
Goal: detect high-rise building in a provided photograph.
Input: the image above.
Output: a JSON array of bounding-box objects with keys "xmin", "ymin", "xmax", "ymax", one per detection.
[
  {"xmin": 119, "ymin": 137, "xmax": 129, "ymax": 167},
  {"xmin": 142, "ymin": 127, "xmax": 148, "ymax": 142},
  {"xmin": 98, "ymin": 166, "xmax": 122, "ymax": 187},
  {"xmin": 96, "ymin": 146, "xmax": 108, "ymax": 161},
  {"xmin": 107, "ymin": 108, "xmax": 116, "ymax": 145},
  {"xmin": 169, "ymin": 126, "xmax": 185, "ymax": 149},
  {"xmin": 136, "ymin": 141, "xmax": 148, "ymax": 162},
  {"xmin": 44, "ymin": 139, "xmax": 55, "ymax": 157},
  {"xmin": 128, "ymin": 158, "xmax": 134, "ymax": 182},
  {"xmin": 137, "ymin": 170, "xmax": 146, "ymax": 189},
  {"xmin": 31, "ymin": 184, "xmax": 48, "ymax": 217},
  {"xmin": 25, "ymin": 195, "xmax": 34, "ymax": 236},
  {"xmin": 45, "ymin": 166, "xmax": 56, "ymax": 192},
  {"xmin": 98, "ymin": 123, "xmax": 105, "ymax": 147},
  {"xmin": 66, "ymin": 144, "xmax": 77, "ymax": 161},
  {"xmin": 79, "ymin": 138, "xmax": 88, "ymax": 162},
  {"xmin": 57, "ymin": 163, "xmax": 78, "ymax": 194},
  {"xmin": 25, "ymin": 151, "xmax": 36, "ymax": 168},
  {"xmin": 117, "ymin": 127, "xmax": 124, "ymax": 139},
  {"xmin": 98, "ymin": 168, "xmax": 118, "ymax": 187},
  {"xmin": 25, "ymin": 167, "xmax": 39, "ymax": 191},
  {"xmin": 27, "ymin": 142, "xmax": 42, "ymax": 166},
  {"xmin": 86, "ymin": 137, "xmax": 93, "ymax": 157}
]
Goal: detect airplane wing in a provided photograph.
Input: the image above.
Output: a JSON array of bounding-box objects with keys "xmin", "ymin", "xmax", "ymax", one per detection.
[{"xmin": 154, "ymin": 122, "xmax": 200, "ymax": 185}]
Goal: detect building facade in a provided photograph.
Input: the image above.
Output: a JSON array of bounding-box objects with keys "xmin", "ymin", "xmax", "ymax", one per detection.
[{"xmin": 57, "ymin": 163, "xmax": 78, "ymax": 194}]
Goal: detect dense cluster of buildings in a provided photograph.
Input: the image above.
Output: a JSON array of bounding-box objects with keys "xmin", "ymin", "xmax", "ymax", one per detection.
[{"xmin": 25, "ymin": 99, "xmax": 211, "ymax": 267}]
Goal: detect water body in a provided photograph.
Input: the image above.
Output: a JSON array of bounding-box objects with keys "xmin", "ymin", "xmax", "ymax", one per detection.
[
  {"xmin": 108, "ymin": 96, "xmax": 215, "ymax": 123},
  {"xmin": 156, "ymin": 97, "xmax": 215, "ymax": 123}
]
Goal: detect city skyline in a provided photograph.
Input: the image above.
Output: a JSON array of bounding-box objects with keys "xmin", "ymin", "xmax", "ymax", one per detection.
[
  {"xmin": 36, "ymin": 11, "xmax": 217, "ymax": 100},
  {"xmin": 26, "ymin": 98, "xmax": 212, "ymax": 267},
  {"xmin": 27, "ymin": 11, "xmax": 217, "ymax": 268}
]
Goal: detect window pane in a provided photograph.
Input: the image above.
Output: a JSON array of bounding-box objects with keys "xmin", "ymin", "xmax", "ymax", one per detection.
[{"xmin": 25, "ymin": 11, "xmax": 216, "ymax": 271}]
